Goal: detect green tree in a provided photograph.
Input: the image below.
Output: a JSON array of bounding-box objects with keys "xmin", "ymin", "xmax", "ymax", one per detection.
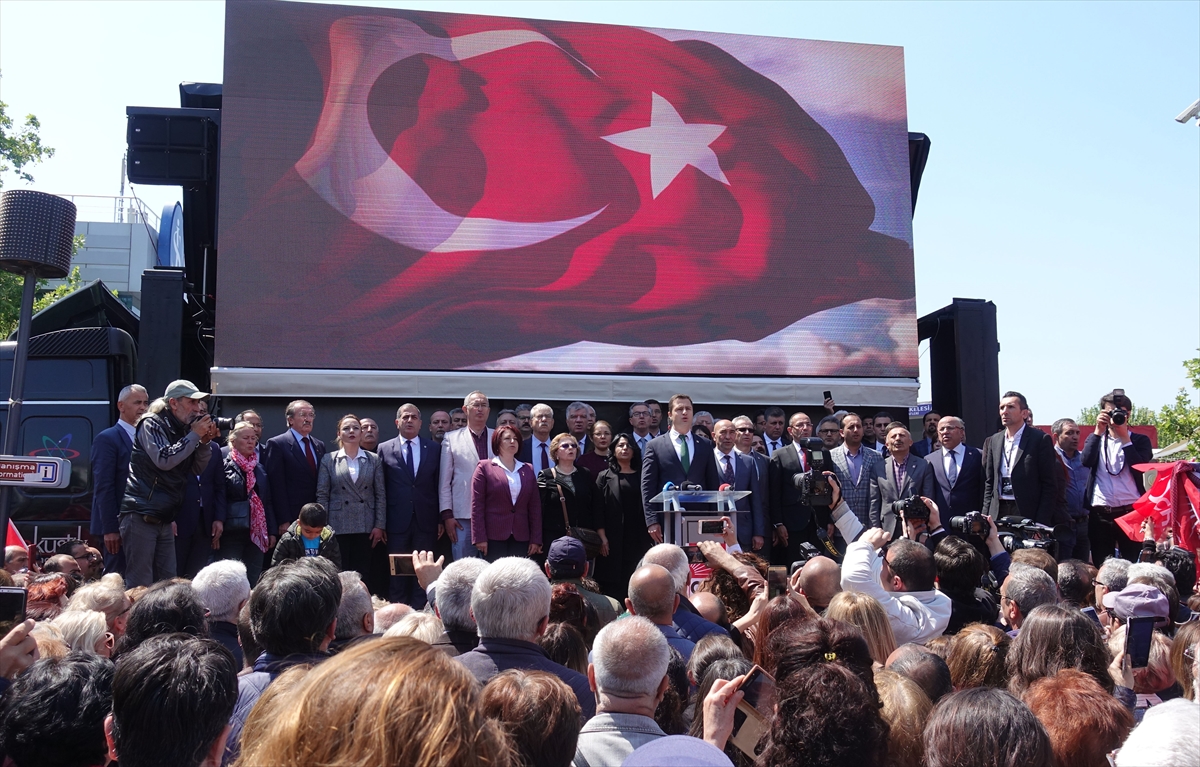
[
  {"xmin": 1154, "ymin": 356, "xmax": 1200, "ymax": 459},
  {"xmin": 0, "ymin": 93, "xmax": 54, "ymax": 185},
  {"xmin": 1077, "ymin": 404, "xmax": 1158, "ymax": 427}
]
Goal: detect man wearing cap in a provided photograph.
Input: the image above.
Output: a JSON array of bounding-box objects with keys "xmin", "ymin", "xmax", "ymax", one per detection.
[
  {"xmin": 120, "ymin": 380, "xmax": 214, "ymax": 587},
  {"xmin": 544, "ymin": 536, "xmax": 620, "ymax": 627},
  {"xmin": 1102, "ymin": 582, "xmax": 1172, "ymax": 630}
]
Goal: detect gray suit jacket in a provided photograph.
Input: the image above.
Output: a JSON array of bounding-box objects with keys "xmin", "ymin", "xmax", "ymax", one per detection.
[
  {"xmin": 869, "ymin": 452, "xmax": 935, "ymax": 538},
  {"xmin": 829, "ymin": 444, "xmax": 882, "ymax": 526},
  {"xmin": 315, "ymin": 449, "xmax": 386, "ymax": 535},
  {"xmin": 438, "ymin": 427, "xmax": 494, "ymax": 520}
]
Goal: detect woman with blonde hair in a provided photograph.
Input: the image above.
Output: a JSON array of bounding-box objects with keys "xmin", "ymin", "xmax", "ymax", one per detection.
[
  {"xmin": 946, "ymin": 623, "xmax": 1010, "ymax": 690},
  {"xmin": 826, "ymin": 590, "xmax": 897, "ymax": 666},
  {"xmin": 384, "ymin": 611, "xmax": 444, "ymax": 644},
  {"xmin": 874, "ymin": 668, "xmax": 933, "ymax": 767},
  {"xmin": 235, "ymin": 636, "xmax": 512, "ymax": 767},
  {"xmin": 51, "ymin": 609, "xmax": 114, "ymax": 657},
  {"xmin": 316, "ymin": 413, "xmax": 386, "ymax": 579},
  {"xmin": 66, "ymin": 572, "xmax": 132, "ymax": 638}
]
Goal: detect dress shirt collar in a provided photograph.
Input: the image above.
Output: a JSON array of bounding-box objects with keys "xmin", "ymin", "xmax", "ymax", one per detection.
[
  {"xmin": 117, "ymin": 419, "xmax": 136, "ymax": 440},
  {"xmin": 336, "ymin": 448, "xmax": 365, "ymax": 461},
  {"xmin": 1005, "ymin": 424, "xmax": 1026, "ymax": 445},
  {"xmin": 290, "ymin": 428, "xmax": 314, "ymax": 446},
  {"xmin": 491, "ymin": 456, "xmax": 525, "ymax": 473}
]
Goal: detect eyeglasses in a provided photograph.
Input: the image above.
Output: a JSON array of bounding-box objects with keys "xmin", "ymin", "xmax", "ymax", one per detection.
[
  {"xmin": 74, "ymin": 553, "xmax": 101, "ymax": 563},
  {"xmin": 736, "ymin": 427, "xmax": 754, "ymax": 433}
]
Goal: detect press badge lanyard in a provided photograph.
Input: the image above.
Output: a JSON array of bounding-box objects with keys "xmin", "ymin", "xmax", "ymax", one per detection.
[{"xmin": 1000, "ymin": 436, "xmax": 1019, "ymax": 496}]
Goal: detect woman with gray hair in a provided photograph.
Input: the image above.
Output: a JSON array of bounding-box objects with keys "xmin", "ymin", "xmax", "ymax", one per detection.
[{"xmin": 51, "ymin": 609, "xmax": 114, "ymax": 657}]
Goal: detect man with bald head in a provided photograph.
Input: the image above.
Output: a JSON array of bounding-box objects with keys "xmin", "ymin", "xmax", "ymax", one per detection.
[
  {"xmin": 626, "ymin": 564, "xmax": 695, "ymax": 661},
  {"xmin": 379, "ymin": 403, "xmax": 442, "ymax": 606},
  {"xmin": 712, "ymin": 419, "xmax": 764, "ymax": 552},
  {"xmin": 926, "ymin": 416, "xmax": 983, "ymax": 519},
  {"xmin": 690, "ymin": 591, "xmax": 729, "ymax": 629},
  {"xmin": 794, "ymin": 555, "xmax": 843, "ymax": 613}
]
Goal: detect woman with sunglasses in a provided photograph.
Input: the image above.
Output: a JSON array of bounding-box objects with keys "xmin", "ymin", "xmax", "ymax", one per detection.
[{"xmin": 537, "ymin": 433, "xmax": 602, "ymax": 565}]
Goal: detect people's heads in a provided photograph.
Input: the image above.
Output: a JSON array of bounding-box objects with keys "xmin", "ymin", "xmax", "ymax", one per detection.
[
  {"xmin": 4, "ymin": 545, "xmax": 29, "ymax": 574},
  {"xmin": 626, "ymin": 564, "xmax": 679, "ymax": 625},
  {"xmin": 481, "ymin": 669, "xmax": 580, "ymax": 767},
  {"xmin": 116, "ymin": 384, "xmax": 150, "ymax": 426},
  {"xmin": 1169, "ymin": 619, "xmax": 1200, "ymax": 700},
  {"xmin": 795, "ymin": 555, "xmax": 842, "ymax": 612},
  {"xmin": 1095, "ymin": 556, "xmax": 1130, "ymax": 609},
  {"xmin": 1022, "ymin": 669, "xmax": 1133, "ymax": 767},
  {"xmin": 729, "ymin": 415, "xmax": 755, "ymax": 452},
  {"xmin": 788, "ymin": 411, "xmax": 813, "ymax": 441},
  {"xmin": 383, "ymin": 612, "xmax": 444, "ymax": 644},
  {"xmin": 250, "ymin": 635, "xmax": 513, "ymax": 766},
  {"xmin": 882, "ymin": 538, "xmax": 936, "ymax": 593},
  {"xmin": 751, "ymin": 434, "xmax": 767, "ymax": 454},
  {"xmin": 998, "ymin": 391, "xmax": 1028, "ymax": 431},
  {"xmin": 763, "ymin": 406, "xmax": 786, "ymax": 440},
  {"xmin": 227, "ymin": 420, "xmax": 258, "ymax": 457},
  {"xmin": 1000, "ymin": 566, "xmax": 1059, "ymax": 630},
  {"xmin": 449, "ymin": 407, "xmax": 467, "ymax": 429},
  {"xmin": 25, "ymin": 573, "xmax": 71, "ymax": 621},
  {"xmin": 492, "ymin": 425, "xmax": 523, "ymax": 459},
  {"xmin": 284, "ymin": 399, "xmax": 315, "ymax": 437},
  {"xmin": 529, "ymin": 403, "xmax": 554, "ymax": 439},
  {"xmin": 837, "ymin": 412, "xmax": 864, "ymax": 448},
  {"xmin": 590, "ymin": 420, "xmax": 613, "ymax": 453},
  {"xmin": 641, "ymin": 543, "xmax": 689, "ymax": 596},
  {"xmin": 666, "ymin": 394, "xmax": 694, "ymax": 433},
  {"xmin": 495, "ymin": 409, "xmax": 519, "ymax": 430},
  {"xmin": 1153, "ymin": 546, "xmax": 1196, "ymax": 599},
  {"xmin": 297, "ymin": 502, "xmax": 328, "ymax": 536},
  {"xmin": 1107, "ymin": 625, "xmax": 1174, "ymax": 694},
  {"xmin": 816, "ymin": 415, "xmax": 842, "ymax": 448},
  {"xmin": 545, "ymin": 536, "xmax": 587, "ymax": 580},
  {"xmin": 0, "ymin": 653, "xmax": 114, "ymax": 767},
  {"xmin": 826, "ymin": 591, "xmax": 897, "ymax": 666},
  {"xmin": 335, "ymin": 571, "xmax": 374, "ymax": 640},
  {"xmin": 358, "ymin": 417, "xmax": 380, "ymax": 450},
  {"xmin": 874, "ymin": 668, "xmax": 933, "ymax": 767},
  {"xmin": 116, "ymin": 581, "xmax": 207, "ymax": 656},
  {"xmin": 333, "ymin": 413, "xmax": 361, "ymax": 449},
  {"xmin": 884, "ymin": 422, "xmax": 912, "ymax": 457},
  {"xmin": 947, "ymin": 623, "xmax": 1010, "ymax": 689},
  {"xmin": 690, "ymin": 591, "xmax": 728, "ymax": 628},
  {"xmin": 1051, "ymin": 418, "xmax": 1080, "ymax": 453},
  {"xmin": 191, "ymin": 560, "xmax": 251, "ymax": 625},
  {"xmin": 1010, "ymin": 548, "xmax": 1057, "ymax": 580},
  {"xmin": 250, "ymin": 556, "xmax": 341, "ymax": 656},
  {"xmin": 164, "ymin": 379, "xmax": 208, "ymax": 424},
  {"xmin": 372, "ymin": 602, "xmax": 413, "ymax": 634},
  {"xmin": 933, "ymin": 536, "xmax": 987, "ymax": 602},
  {"xmin": 44, "ymin": 554, "xmax": 83, "ymax": 587},
  {"xmin": 429, "ymin": 410, "xmax": 451, "ymax": 441},
  {"xmin": 67, "ymin": 573, "xmax": 133, "ymax": 637},
  {"xmin": 548, "ymin": 582, "xmax": 596, "ymax": 641},
  {"xmin": 1055, "ymin": 559, "xmax": 1093, "ymax": 607},
  {"xmin": 923, "ymin": 688, "xmax": 1053, "ymax": 767},
  {"xmin": 1098, "ymin": 389, "xmax": 1134, "ymax": 416},
  {"xmin": 52, "ymin": 609, "xmax": 114, "ymax": 657},
  {"xmin": 1114, "ymin": 698, "xmax": 1200, "ymax": 767},
  {"xmin": 472, "ymin": 557, "xmax": 552, "ymax": 642},
  {"xmin": 1007, "ymin": 603, "xmax": 1113, "ymax": 696},
  {"xmin": 644, "ymin": 398, "xmax": 663, "ymax": 431},
  {"xmin": 514, "ymin": 404, "xmax": 533, "ymax": 439},
  {"xmin": 712, "ymin": 419, "xmax": 736, "ymax": 452},
  {"xmin": 234, "ymin": 409, "xmax": 263, "ymax": 441},
  {"xmin": 395, "ymin": 403, "xmax": 422, "ymax": 440},
  {"xmin": 106, "ymin": 634, "xmax": 237, "ymax": 767},
  {"xmin": 590, "ymin": 616, "xmax": 670, "ymax": 704},
  {"xmin": 872, "ymin": 412, "xmax": 893, "ymax": 440},
  {"xmin": 433, "ymin": 557, "xmax": 489, "ymax": 633},
  {"xmin": 610, "ymin": 432, "xmax": 640, "ymax": 469},
  {"xmin": 565, "ymin": 401, "xmax": 589, "ymax": 439},
  {"xmin": 547, "ymin": 431, "xmax": 575, "ymax": 463},
  {"xmin": 936, "ymin": 416, "xmax": 966, "ymax": 451},
  {"xmin": 537, "ymin": 621, "xmax": 589, "ymax": 676},
  {"xmin": 686, "ymin": 633, "xmax": 744, "ymax": 688},
  {"xmin": 1102, "ymin": 581, "xmax": 1172, "ymax": 630},
  {"xmin": 463, "ymin": 390, "xmax": 490, "ymax": 429},
  {"xmin": 887, "ymin": 644, "xmax": 953, "ymax": 704},
  {"xmin": 627, "ymin": 402, "xmax": 651, "ymax": 435},
  {"xmin": 922, "ymin": 411, "xmax": 941, "ymax": 439}
]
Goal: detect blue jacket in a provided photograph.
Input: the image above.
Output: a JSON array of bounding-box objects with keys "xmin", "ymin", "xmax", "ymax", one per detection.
[
  {"xmin": 176, "ymin": 442, "xmax": 225, "ymax": 539},
  {"xmin": 223, "ymin": 652, "xmax": 329, "ymax": 766},
  {"xmin": 673, "ymin": 600, "xmax": 727, "ymax": 643},
  {"xmin": 456, "ymin": 638, "xmax": 595, "ymax": 719},
  {"xmin": 378, "ymin": 436, "xmax": 442, "ymax": 535},
  {"xmin": 90, "ymin": 423, "xmax": 133, "ymax": 536}
]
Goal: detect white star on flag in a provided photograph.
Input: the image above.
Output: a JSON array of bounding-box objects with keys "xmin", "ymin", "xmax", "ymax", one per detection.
[{"xmin": 602, "ymin": 93, "xmax": 730, "ymax": 198}]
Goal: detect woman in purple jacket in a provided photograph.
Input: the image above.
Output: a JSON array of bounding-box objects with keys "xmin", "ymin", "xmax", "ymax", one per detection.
[{"xmin": 471, "ymin": 425, "xmax": 543, "ymax": 562}]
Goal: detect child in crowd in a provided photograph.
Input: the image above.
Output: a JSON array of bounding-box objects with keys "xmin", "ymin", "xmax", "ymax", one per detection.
[{"xmin": 271, "ymin": 503, "xmax": 342, "ymax": 569}]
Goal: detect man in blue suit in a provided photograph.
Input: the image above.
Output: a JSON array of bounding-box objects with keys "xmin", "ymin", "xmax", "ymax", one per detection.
[
  {"xmin": 712, "ymin": 419, "xmax": 765, "ymax": 552},
  {"xmin": 640, "ymin": 395, "xmax": 721, "ymax": 543},
  {"xmin": 89, "ymin": 384, "xmax": 149, "ymax": 575},
  {"xmin": 175, "ymin": 401, "xmax": 226, "ymax": 578},
  {"xmin": 378, "ymin": 403, "xmax": 442, "ymax": 607},
  {"xmin": 264, "ymin": 400, "xmax": 326, "ymax": 538},
  {"xmin": 926, "ymin": 416, "xmax": 984, "ymax": 519}
]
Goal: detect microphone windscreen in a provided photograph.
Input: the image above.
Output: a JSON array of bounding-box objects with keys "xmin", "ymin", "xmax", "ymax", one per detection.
[{"xmin": 719, "ymin": 483, "xmax": 732, "ymax": 491}]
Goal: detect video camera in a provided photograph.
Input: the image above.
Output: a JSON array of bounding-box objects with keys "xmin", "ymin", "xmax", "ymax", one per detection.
[
  {"xmin": 949, "ymin": 512, "xmax": 1064, "ymax": 556},
  {"xmin": 790, "ymin": 437, "xmax": 833, "ymax": 505}
]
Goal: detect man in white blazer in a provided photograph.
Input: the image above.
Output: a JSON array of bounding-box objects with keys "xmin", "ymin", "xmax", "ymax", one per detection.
[{"xmin": 438, "ymin": 390, "xmax": 495, "ymax": 561}]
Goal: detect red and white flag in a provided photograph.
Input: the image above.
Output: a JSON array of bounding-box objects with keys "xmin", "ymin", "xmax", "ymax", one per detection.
[{"xmin": 1117, "ymin": 462, "xmax": 1200, "ymax": 570}]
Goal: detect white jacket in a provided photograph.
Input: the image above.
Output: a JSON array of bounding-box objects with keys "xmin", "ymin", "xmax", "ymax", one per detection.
[
  {"xmin": 438, "ymin": 427, "xmax": 494, "ymax": 520},
  {"xmin": 840, "ymin": 538, "xmax": 951, "ymax": 645}
]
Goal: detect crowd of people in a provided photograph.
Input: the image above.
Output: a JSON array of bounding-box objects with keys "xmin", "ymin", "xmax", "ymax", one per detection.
[{"xmin": 0, "ymin": 381, "xmax": 1196, "ymax": 766}]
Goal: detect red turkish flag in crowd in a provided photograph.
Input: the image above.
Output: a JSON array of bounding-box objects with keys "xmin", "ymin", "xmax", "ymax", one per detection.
[
  {"xmin": 221, "ymin": 8, "xmax": 914, "ymax": 370},
  {"xmin": 1117, "ymin": 462, "xmax": 1200, "ymax": 580}
]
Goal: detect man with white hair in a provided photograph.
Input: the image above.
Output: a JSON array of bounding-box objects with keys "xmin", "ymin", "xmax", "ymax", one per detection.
[
  {"xmin": 1000, "ymin": 564, "xmax": 1059, "ymax": 635},
  {"xmin": 455, "ymin": 557, "xmax": 595, "ymax": 718},
  {"xmin": 372, "ymin": 602, "xmax": 413, "ymax": 634},
  {"xmin": 573, "ymin": 616, "xmax": 670, "ymax": 767},
  {"xmin": 191, "ymin": 559, "xmax": 251, "ymax": 667},
  {"xmin": 438, "ymin": 391, "xmax": 493, "ymax": 560},
  {"xmin": 641, "ymin": 543, "xmax": 726, "ymax": 642},
  {"xmin": 428, "ymin": 556, "xmax": 488, "ymax": 657},
  {"xmin": 90, "ymin": 383, "xmax": 149, "ymax": 576},
  {"xmin": 329, "ymin": 571, "xmax": 376, "ymax": 653},
  {"xmin": 566, "ymin": 401, "xmax": 591, "ymax": 455},
  {"xmin": 516, "ymin": 403, "xmax": 556, "ymax": 475}
]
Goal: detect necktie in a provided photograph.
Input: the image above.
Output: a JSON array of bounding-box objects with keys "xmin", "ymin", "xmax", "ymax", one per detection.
[
  {"xmin": 722, "ymin": 454, "xmax": 735, "ymax": 485},
  {"xmin": 405, "ymin": 439, "xmax": 415, "ymax": 477},
  {"xmin": 302, "ymin": 436, "xmax": 316, "ymax": 473},
  {"xmin": 679, "ymin": 436, "xmax": 691, "ymax": 473},
  {"xmin": 638, "ymin": 436, "xmax": 647, "ymax": 452},
  {"xmin": 540, "ymin": 443, "xmax": 551, "ymax": 473},
  {"xmin": 770, "ymin": 440, "xmax": 779, "ymax": 455},
  {"xmin": 946, "ymin": 449, "xmax": 958, "ymax": 486}
]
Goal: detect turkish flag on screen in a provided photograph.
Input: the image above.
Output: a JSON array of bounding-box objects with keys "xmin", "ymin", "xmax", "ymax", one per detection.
[{"xmin": 239, "ymin": 11, "xmax": 913, "ymax": 369}]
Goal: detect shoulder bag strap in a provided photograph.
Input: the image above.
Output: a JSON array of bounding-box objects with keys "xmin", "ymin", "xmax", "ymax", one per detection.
[{"xmin": 551, "ymin": 467, "xmax": 571, "ymax": 528}]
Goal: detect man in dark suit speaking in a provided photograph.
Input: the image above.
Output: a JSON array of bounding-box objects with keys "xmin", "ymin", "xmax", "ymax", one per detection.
[
  {"xmin": 90, "ymin": 384, "xmax": 150, "ymax": 575},
  {"xmin": 926, "ymin": 416, "xmax": 984, "ymax": 518},
  {"xmin": 641, "ymin": 394, "xmax": 720, "ymax": 543},
  {"xmin": 264, "ymin": 400, "xmax": 327, "ymax": 537},
  {"xmin": 982, "ymin": 391, "xmax": 1065, "ymax": 529},
  {"xmin": 378, "ymin": 403, "xmax": 442, "ymax": 607}
]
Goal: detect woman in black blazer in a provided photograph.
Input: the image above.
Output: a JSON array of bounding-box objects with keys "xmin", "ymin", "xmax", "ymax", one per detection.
[
  {"xmin": 217, "ymin": 420, "xmax": 275, "ymax": 586},
  {"xmin": 592, "ymin": 433, "xmax": 651, "ymax": 600},
  {"xmin": 537, "ymin": 433, "xmax": 601, "ymax": 557}
]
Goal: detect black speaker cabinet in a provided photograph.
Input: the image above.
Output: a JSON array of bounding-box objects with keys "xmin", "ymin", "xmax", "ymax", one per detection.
[{"xmin": 0, "ymin": 190, "xmax": 77, "ymax": 279}]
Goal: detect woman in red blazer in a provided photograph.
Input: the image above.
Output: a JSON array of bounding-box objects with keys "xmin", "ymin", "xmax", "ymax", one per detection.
[{"xmin": 470, "ymin": 425, "xmax": 543, "ymax": 561}]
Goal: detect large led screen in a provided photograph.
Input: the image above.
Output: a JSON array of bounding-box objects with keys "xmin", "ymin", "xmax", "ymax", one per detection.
[{"xmin": 215, "ymin": 1, "xmax": 917, "ymax": 377}]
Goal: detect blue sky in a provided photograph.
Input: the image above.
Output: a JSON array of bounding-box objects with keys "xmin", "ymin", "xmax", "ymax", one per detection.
[{"xmin": 1, "ymin": 0, "xmax": 1197, "ymax": 426}]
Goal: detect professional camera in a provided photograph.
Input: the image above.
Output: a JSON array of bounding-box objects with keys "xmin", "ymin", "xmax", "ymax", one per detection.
[
  {"xmin": 212, "ymin": 416, "xmax": 235, "ymax": 430},
  {"xmin": 789, "ymin": 542, "xmax": 823, "ymax": 575},
  {"xmin": 949, "ymin": 511, "xmax": 990, "ymax": 538},
  {"xmin": 891, "ymin": 495, "xmax": 928, "ymax": 521},
  {"xmin": 995, "ymin": 516, "xmax": 1063, "ymax": 555},
  {"xmin": 791, "ymin": 437, "xmax": 832, "ymax": 505},
  {"xmin": 1108, "ymin": 388, "xmax": 1128, "ymax": 425}
]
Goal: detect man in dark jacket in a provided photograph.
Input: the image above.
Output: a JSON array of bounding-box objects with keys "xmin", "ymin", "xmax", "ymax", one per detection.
[
  {"xmin": 982, "ymin": 391, "xmax": 1066, "ymax": 529},
  {"xmin": 120, "ymin": 380, "xmax": 214, "ymax": 588},
  {"xmin": 1083, "ymin": 390, "xmax": 1155, "ymax": 564},
  {"xmin": 378, "ymin": 403, "xmax": 442, "ymax": 607},
  {"xmin": 89, "ymin": 383, "xmax": 149, "ymax": 576},
  {"xmin": 175, "ymin": 401, "xmax": 226, "ymax": 579}
]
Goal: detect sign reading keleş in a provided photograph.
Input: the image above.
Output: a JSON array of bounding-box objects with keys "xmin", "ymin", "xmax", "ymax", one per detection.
[{"xmin": 0, "ymin": 456, "xmax": 70, "ymax": 489}]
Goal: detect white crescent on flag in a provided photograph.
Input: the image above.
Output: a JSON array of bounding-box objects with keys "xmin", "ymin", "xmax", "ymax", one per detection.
[{"xmin": 295, "ymin": 16, "xmax": 605, "ymax": 253}]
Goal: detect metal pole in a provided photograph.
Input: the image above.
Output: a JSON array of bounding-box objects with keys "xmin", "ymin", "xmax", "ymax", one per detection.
[{"xmin": 0, "ymin": 269, "xmax": 40, "ymax": 541}]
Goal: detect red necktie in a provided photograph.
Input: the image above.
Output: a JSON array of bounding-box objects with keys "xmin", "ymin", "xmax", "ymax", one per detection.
[{"xmin": 302, "ymin": 436, "xmax": 317, "ymax": 473}]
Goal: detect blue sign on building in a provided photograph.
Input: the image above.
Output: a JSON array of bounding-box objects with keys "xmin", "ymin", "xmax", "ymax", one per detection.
[{"xmin": 157, "ymin": 202, "xmax": 184, "ymax": 268}]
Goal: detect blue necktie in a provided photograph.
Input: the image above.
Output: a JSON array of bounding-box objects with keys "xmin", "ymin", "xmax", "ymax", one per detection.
[{"xmin": 404, "ymin": 440, "xmax": 415, "ymax": 477}]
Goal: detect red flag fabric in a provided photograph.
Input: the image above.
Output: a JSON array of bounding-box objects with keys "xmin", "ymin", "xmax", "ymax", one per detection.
[
  {"xmin": 1117, "ymin": 462, "xmax": 1200, "ymax": 575},
  {"xmin": 6, "ymin": 520, "xmax": 28, "ymax": 553}
]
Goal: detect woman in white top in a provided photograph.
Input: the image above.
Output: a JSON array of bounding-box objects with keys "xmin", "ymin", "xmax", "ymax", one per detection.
[{"xmin": 316, "ymin": 414, "xmax": 386, "ymax": 579}]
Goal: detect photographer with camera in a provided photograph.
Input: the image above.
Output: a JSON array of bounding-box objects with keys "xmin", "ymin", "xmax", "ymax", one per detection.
[
  {"xmin": 1083, "ymin": 390, "xmax": 1154, "ymax": 565},
  {"xmin": 119, "ymin": 380, "xmax": 215, "ymax": 588},
  {"xmin": 868, "ymin": 422, "xmax": 935, "ymax": 541},
  {"xmin": 768, "ymin": 412, "xmax": 835, "ymax": 566}
]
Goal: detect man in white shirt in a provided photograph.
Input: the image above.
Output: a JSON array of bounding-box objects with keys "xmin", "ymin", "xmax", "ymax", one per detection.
[
  {"xmin": 518, "ymin": 403, "xmax": 556, "ymax": 475},
  {"xmin": 841, "ymin": 528, "xmax": 952, "ymax": 645},
  {"xmin": 640, "ymin": 395, "xmax": 720, "ymax": 544},
  {"xmin": 1081, "ymin": 390, "xmax": 1154, "ymax": 564},
  {"xmin": 761, "ymin": 406, "xmax": 788, "ymax": 456},
  {"xmin": 926, "ymin": 416, "xmax": 984, "ymax": 520},
  {"xmin": 628, "ymin": 403, "xmax": 654, "ymax": 455}
]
